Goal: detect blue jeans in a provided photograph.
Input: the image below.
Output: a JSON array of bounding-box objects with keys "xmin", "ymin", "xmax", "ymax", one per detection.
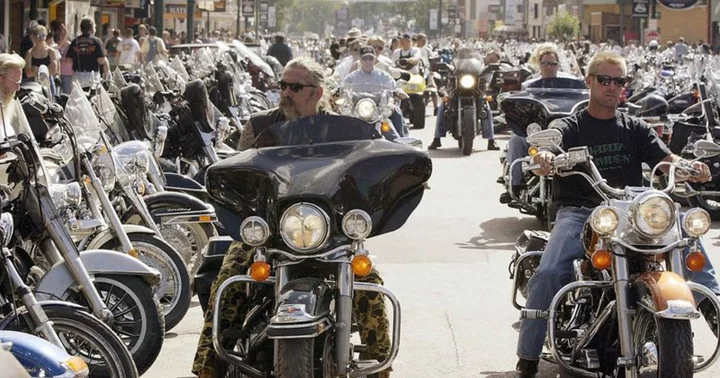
[
  {"xmin": 389, "ymin": 108, "xmax": 405, "ymax": 138},
  {"xmin": 434, "ymin": 101, "xmax": 494, "ymax": 139},
  {"xmin": 61, "ymin": 75, "xmax": 74, "ymax": 94},
  {"xmin": 517, "ymin": 206, "xmax": 720, "ymax": 361},
  {"xmin": 507, "ymin": 134, "xmax": 529, "ymax": 187}
]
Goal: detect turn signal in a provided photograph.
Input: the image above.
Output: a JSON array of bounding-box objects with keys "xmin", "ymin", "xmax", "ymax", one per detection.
[
  {"xmin": 591, "ymin": 250, "xmax": 612, "ymax": 270},
  {"xmin": 686, "ymin": 251, "xmax": 707, "ymax": 272},
  {"xmin": 128, "ymin": 249, "xmax": 139, "ymax": 258},
  {"xmin": 250, "ymin": 261, "xmax": 271, "ymax": 281},
  {"xmin": 528, "ymin": 146, "xmax": 539, "ymax": 157},
  {"xmin": 351, "ymin": 255, "xmax": 373, "ymax": 277},
  {"xmin": 381, "ymin": 122, "xmax": 392, "ymax": 133}
]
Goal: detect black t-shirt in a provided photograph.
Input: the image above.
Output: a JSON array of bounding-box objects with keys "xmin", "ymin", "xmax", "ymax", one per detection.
[
  {"xmin": 552, "ymin": 109, "xmax": 671, "ymax": 208},
  {"xmin": 68, "ymin": 34, "xmax": 105, "ymax": 73}
]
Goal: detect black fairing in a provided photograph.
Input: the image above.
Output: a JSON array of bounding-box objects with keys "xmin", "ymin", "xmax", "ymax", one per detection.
[
  {"xmin": 632, "ymin": 94, "xmax": 668, "ymax": 118},
  {"xmin": 206, "ymin": 115, "xmax": 432, "ymax": 247},
  {"xmin": 667, "ymin": 92, "xmax": 697, "ymax": 114},
  {"xmin": 501, "ymin": 81, "xmax": 589, "ymax": 137},
  {"xmin": 120, "ymin": 84, "xmax": 152, "ymax": 140},
  {"xmin": 183, "ymin": 79, "xmax": 214, "ymax": 133}
]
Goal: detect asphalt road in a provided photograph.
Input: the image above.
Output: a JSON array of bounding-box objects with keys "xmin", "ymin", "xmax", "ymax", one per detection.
[{"xmin": 144, "ymin": 113, "xmax": 720, "ymax": 378}]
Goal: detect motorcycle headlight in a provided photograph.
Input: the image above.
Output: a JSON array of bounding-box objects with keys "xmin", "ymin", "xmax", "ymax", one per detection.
[
  {"xmin": 631, "ymin": 193, "xmax": 675, "ymax": 239},
  {"xmin": 280, "ymin": 203, "xmax": 330, "ymax": 253},
  {"xmin": 381, "ymin": 105, "xmax": 394, "ymax": 118},
  {"xmin": 342, "ymin": 209, "xmax": 372, "ymax": 240},
  {"xmin": 459, "ymin": 74, "xmax": 476, "ymax": 89},
  {"xmin": 240, "ymin": 216, "xmax": 270, "ymax": 246},
  {"xmin": 526, "ymin": 123, "xmax": 543, "ymax": 137},
  {"xmin": 134, "ymin": 150, "xmax": 150, "ymax": 173},
  {"xmin": 340, "ymin": 104, "xmax": 353, "ymax": 116},
  {"xmin": 683, "ymin": 208, "xmax": 711, "ymax": 237},
  {"xmin": 355, "ymin": 99, "xmax": 377, "ymax": 121},
  {"xmin": 590, "ymin": 206, "xmax": 619, "ymax": 236},
  {"xmin": 64, "ymin": 182, "xmax": 83, "ymax": 207},
  {"xmin": 95, "ymin": 164, "xmax": 116, "ymax": 192}
]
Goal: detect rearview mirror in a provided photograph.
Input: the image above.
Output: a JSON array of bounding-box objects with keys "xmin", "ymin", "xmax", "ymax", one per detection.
[
  {"xmin": 693, "ymin": 140, "xmax": 720, "ymax": 159},
  {"xmin": 526, "ymin": 129, "xmax": 563, "ymax": 149}
]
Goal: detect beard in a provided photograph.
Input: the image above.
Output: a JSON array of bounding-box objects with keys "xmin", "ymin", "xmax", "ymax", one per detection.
[{"xmin": 279, "ymin": 96, "xmax": 301, "ymax": 120}]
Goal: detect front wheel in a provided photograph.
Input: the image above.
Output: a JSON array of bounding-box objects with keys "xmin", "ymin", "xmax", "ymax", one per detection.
[
  {"xmin": 99, "ymin": 233, "xmax": 192, "ymax": 331},
  {"xmin": 461, "ymin": 110, "xmax": 476, "ymax": 156},
  {"xmin": 632, "ymin": 310, "xmax": 693, "ymax": 377},
  {"xmin": 276, "ymin": 338, "xmax": 315, "ymax": 378},
  {"xmin": 410, "ymin": 95, "xmax": 426, "ymax": 129},
  {"xmin": 65, "ymin": 275, "xmax": 165, "ymax": 375},
  {"xmin": 5, "ymin": 305, "xmax": 138, "ymax": 378}
]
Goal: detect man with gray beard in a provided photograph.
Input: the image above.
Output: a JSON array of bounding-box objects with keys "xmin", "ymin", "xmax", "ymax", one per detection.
[
  {"xmin": 237, "ymin": 57, "xmax": 332, "ymax": 150},
  {"xmin": 0, "ymin": 54, "xmax": 24, "ymax": 139}
]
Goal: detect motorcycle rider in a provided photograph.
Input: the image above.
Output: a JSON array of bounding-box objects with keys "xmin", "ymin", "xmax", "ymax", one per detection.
[
  {"xmin": 427, "ymin": 49, "xmax": 499, "ymax": 151},
  {"xmin": 514, "ymin": 51, "xmax": 720, "ymax": 378},
  {"xmin": 414, "ymin": 33, "xmax": 439, "ymax": 114},
  {"xmin": 343, "ymin": 46, "xmax": 404, "ymax": 138},
  {"xmin": 391, "ymin": 33, "xmax": 421, "ymax": 74},
  {"xmin": 367, "ymin": 36, "xmax": 396, "ymax": 73},
  {"xmin": 500, "ymin": 43, "xmax": 578, "ymax": 203},
  {"xmin": 194, "ymin": 57, "xmax": 392, "ymax": 378}
]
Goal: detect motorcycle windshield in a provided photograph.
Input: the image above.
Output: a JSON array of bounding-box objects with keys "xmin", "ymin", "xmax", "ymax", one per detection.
[
  {"xmin": 141, "ymin": 63, "xmax": 165, "ymax": 93},
  {"xmin": 343, "ymin": 83, "xmax": 390, "ymax": 105},
  {"xmin": 453, "ymin": 48, "xmax": 486, "ymax": 76},
  {"xmin": 205, "ymin": 115, "xmax": 432, "ymax": 244},
  {"xmin": 230, "ymin": 41, "xmax": 275, "ymax": 78}
]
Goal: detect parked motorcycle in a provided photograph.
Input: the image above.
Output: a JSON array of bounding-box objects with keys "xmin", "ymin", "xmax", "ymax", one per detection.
[
  {"xmin": 198, "ymin": 115, "xmax": 431, "ymax": 377},
  {"xmin": 510, "ymin": 128, "xmax": 720, "ymax": 376},
  {"xmin": 1, "ymin": 330, "xmax": 90, "ymax": 377}
]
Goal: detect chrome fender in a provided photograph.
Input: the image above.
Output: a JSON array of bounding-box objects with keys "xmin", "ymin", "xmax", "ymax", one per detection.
[
  {"xmin": 33, "ymin": 250, "xmax": 161, "ymax": 301},
  {"xmin": 83, "ymin": 224, "xmax": 157, "ymax": 251}
]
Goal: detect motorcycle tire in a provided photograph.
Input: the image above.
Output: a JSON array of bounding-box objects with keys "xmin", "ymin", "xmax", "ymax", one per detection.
[
  {"xmin": 277, "ymin": 338, "xmax": 315, "ymax": 378},
  {"xmin": 461, "ymin": 110, "xmax": 475, "ymax": 156},
  {"xmin": 7, "ymin": 304, "xmax": 139, "ymax": 378},
  {"xmin": 410, "ymin": 95, "xmax": 426, "ymax": 129},
  {"xmin": 99, "ymin": 233, "xmax": 192, "ymax": 332},
  {"xmin": 65, "ymin": 275, "xmax": 165, "ymax": 376},
  {"xmin": 630, "ymin": 311, "xmax": 692, "ymax": 377}
]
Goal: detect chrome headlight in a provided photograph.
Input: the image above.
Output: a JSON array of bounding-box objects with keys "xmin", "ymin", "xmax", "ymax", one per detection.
[
  {"xmin": 280, "ymin": 203, "xmax": 330, "ymax": 253},
  {"xmin": 342, "ymin": 209, "xmax": 372, "ymax": 240},
  {"xmin": 240, "ymin": 216, "xmax": 270, "ymax": 246},
  {"xmin": 381, "ymin": 105, "xmax": 394, "ymax": 118},
  {"xmin": 631, "ymin": 192, "xmax": 675, "ymax": 238},
  {"xmin": 355, "ymin": 99, "xmax": 377, "ymax": 121},
  {"xmin": 64, "ymin": 182, "xmax": 83, "ymax": 206},
  {"xmin": 95, "ymin": 164, "xmax": 116, "ymax": 191},
  {"xmin": 526, "ymin": 123, "xmax": 543, "ymax": 137},
  {"xmin": 340, "ymin": 104, "xmax": 353, "ymax": 116},
  {"xmin": 683, "ymin": 208, "xmax": 711, "ymax": 237},
  {"xmin": 459, "ymin": 74, "xmax": 476, "ymax": 89},
  {"xmin": 590, "ymin": 206, "xmax": 619, "ymax": 236}
]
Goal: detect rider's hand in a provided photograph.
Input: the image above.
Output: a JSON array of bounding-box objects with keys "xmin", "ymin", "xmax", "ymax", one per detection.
[
  {"xmin": 532, "ymin": 151, "xmax": 555, "ymax": 176},
  {"xmin": 680, "ymin": 161, "xmax": 713, "ymax": 183},
  {"xmin": 407, "ymin": 57, "xmax": 420, "ymax": 66},
  {"xmin": 395, "ymin": 89, "xmax": 409, "ymax": 100}
]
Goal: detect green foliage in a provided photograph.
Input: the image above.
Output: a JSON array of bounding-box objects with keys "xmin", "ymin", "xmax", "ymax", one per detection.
[{"xmin": 546, "ymin": 12, "xmax": 580, "ymax": 41}]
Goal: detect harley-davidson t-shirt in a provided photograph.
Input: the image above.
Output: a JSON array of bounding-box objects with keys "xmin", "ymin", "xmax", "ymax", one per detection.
[{"xmin": 551, "ymin": 109, "xmax": 671, "ymax": 209}]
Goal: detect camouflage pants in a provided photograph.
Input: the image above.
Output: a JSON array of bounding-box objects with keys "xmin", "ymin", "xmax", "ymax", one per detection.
[{"xmin": 192, "ymin": 241, "xmax": 391, "ymax": 377}]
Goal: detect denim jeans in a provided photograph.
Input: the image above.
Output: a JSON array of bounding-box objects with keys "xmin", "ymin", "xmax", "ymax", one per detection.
[
  {"xmin": 507, "ymin": 134, "xmax": 529, "ymax": 187},
  {"xmin": 61, "ymin": 75, "xmax": 74, "ymax": 94},
  {"xmin": 433, "ymin": 101, "xmax": 494, "ymax": 139},
  {"xmin": 517, "ymin": 206, "xmax": 720, "ymax": 361},
  {"xmin": 389, "ymin": 108, "xmax": 405, "ymax": 138}
]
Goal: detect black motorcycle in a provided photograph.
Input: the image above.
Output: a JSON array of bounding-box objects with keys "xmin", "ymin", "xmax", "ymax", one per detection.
[{"xmin": 197, "ymin": 115, "xmax": 432, "ymax": 377}]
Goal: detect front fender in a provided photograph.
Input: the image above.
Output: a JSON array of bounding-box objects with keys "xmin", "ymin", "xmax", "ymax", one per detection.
[
  {"xmin": 84, "ymin": 224, "xmax": 157, "ymax": 250},
  {"xmin": 632, "ymin": 271, "xmax": 700, "ymax": 319},
  {"xmin": 266, "ymin": 278, "xmax": 334, "ymax": 339},
  {"xmin": 33, "ymin": 250, "xmax": 161, "ymax": 301},
  {"xmin": 163, "ymin": 172, "xmax": 207, "ymax": 193},
  {"xmin": 135, "ymin": 191, "xmax": 216, "ymax": 225},
  {"xmin": 0, "ymin": 331, "xmax": 74, "ymax": 377}
]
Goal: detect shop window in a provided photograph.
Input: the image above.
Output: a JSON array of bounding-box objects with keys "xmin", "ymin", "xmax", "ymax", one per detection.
[{"xmin": 534, "ymin": 3, "xmax": 538, "ymax": 19}]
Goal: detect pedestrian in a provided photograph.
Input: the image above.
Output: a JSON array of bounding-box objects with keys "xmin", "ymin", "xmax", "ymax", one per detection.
[
  {"xmin": 65, "ymin": 17, "xmax": 110, "ymax": 85},
  {"xmin": 141, "ymin": 26, "xmax": 168, "ymax": 64},
  {"xmin": 56, "ymin": 22, "xmax": 74, "ymax": 94},
  {"xmin": 266, "ymin": 32, "xmax": 293, "ymax": 66},
  {"xmin": 117, "ymin": 28, "xmax": 141, "ymax": 68},
  {"xmin": 105, "ymin": 29, "xmax": 121, "ymax": 70},
  {"xmin": 24, "ymin": 25, "xmax": 57, "ymax": 82}
]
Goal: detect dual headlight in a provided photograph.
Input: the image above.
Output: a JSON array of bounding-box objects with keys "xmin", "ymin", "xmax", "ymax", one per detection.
[
  {"xmin": 239, "ymin": 204, "xmax": 373, "ymax": 252},
  {"xmin": 459, "ymin": 74, "xmax": 476, "ymax": 89},
  {"xmin": 355, "ymin": 99, "xmax": 377, "ymax": 121}
]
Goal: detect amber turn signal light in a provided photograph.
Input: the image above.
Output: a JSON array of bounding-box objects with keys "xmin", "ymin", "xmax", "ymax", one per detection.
[
  {"xmin": 351, "ymin": 255, "xmax": 373, "ymax": 276},
  {"xmin": 686, "ymin": 251, "xmax": 706, "ymax": 272},
  {"xmin": 528, "ymin": 146, "xmax": 539, "ymax": 157},
  {"xmin": 381, "ymin": 122, "xmax": 391, "ymax": 133},
  {"xmin": 591, "ymin": 250, "xmax": 612, "ymax": 270},
  {"xmin": 250, "ymin": 261, "xmax": 271, "ymax": 281}
]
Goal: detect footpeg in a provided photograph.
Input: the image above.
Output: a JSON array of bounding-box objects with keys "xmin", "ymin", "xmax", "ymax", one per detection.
[{"xmin": 520, "ymin": 309, "xmax": 548, "ymax": 320}]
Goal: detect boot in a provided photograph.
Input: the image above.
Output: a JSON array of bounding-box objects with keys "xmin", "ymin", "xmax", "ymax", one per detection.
[
  {"xmin": 487, "ymin": 139, "xmax": 500, "ymax": 151},
  {"xmin": 428, "ymin": 138, "xmax": 441, "ymax": 150},
  {"xmin": 514, "ymin": 358, "xmax": 538, "ymax": 378}
]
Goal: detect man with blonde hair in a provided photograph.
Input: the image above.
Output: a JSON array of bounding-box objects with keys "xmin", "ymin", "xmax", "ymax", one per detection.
[{"xmin": 514, "ymin": 51, "xmax": 719, "ymax": 377}]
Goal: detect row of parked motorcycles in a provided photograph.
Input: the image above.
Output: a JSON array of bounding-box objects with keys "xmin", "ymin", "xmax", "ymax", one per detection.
[
  {"xmin": 0, "ymin": 37, "xmax": 433, "ymax": 377},
  {"xmin": 488, "ymin": 46, "xmax": 720, "ymax": 376}
]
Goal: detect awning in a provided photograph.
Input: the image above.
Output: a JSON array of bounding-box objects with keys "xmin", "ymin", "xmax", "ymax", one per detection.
[{"xmin": 494, "ymin": 25, "xmax": 528, "ymax": 34}]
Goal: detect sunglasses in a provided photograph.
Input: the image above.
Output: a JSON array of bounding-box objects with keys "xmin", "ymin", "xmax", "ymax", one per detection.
[
  {"xmin": 592, "ymin": 74, "xmax": 628, "ymax": 87},
  {"xmin": 278, "ymin": 81, "xmax": 317, "ymax": 92},
  {"xmin": 540, "ymin": 61, "xmax": 559, "ymax": 67},
  {"xmin": 361, "ymin": 56, "xmax": 375, "ymax": 61}
]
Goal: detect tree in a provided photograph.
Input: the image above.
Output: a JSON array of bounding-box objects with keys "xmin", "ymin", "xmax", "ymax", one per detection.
[{"xmin": 546, "ymin": 12, "xmax": 580, "ymax": 41}]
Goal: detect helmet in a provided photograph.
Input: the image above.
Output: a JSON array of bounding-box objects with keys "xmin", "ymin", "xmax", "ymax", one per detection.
[{"xmin": 648, "ymin": 40, "xmax": 659, "ymax": 48}]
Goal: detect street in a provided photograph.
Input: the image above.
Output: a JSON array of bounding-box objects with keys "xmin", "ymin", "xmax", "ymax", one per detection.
[{"xmin": 144, "ymin": 113, "xmax": 720, "ymax": 378}]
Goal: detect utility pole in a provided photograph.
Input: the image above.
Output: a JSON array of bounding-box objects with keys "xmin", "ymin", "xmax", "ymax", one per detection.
[
  {"xmin": 156, "ymin": 0, "xmax": 164, "ymax": 32},
  {"xmin": 187, "ymin": 0, "xmax": 194, "ymax": 41},
  {"xmin": 438, "ymin": 0, "xmax": 442, "ymax": 37},
  {"xmin": 619, "ymin": 0, "xmax": 624, "ymax": 46},
  {"xmin": 236, "ymin": 0, "xmax": 241, "ymax": 36}
]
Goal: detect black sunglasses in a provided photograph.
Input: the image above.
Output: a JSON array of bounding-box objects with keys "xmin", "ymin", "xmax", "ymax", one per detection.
[
  {"xmin": 540, "ymin": 61, "xmax": 559, "ymax": 67},
  {"xmin": 278, "ymin": 81, "xmax": 317, "ymax": 92},
  {"xmin": 592, "ymin": 74, "xmax": 628, "ymax": 87}
]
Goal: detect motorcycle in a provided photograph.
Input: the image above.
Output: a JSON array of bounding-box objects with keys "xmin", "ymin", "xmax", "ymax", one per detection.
[
  {"xmin": 396, "ymin": 59, "xmax": 427, "ymax": 130},
  {"xmin": 1, "ymin": 330, "xmax": 90, "ymax": 377},
  {"xmin": 200, "ymin": 115, "xmax": 432, "ymax": 377},
  {"xmin": 510, "ymin": 128, "xmax": 720, "ymax": 377},
  {"xmin": 498, "ymin": 77, "xmax": 589, "ymax": 224}
]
